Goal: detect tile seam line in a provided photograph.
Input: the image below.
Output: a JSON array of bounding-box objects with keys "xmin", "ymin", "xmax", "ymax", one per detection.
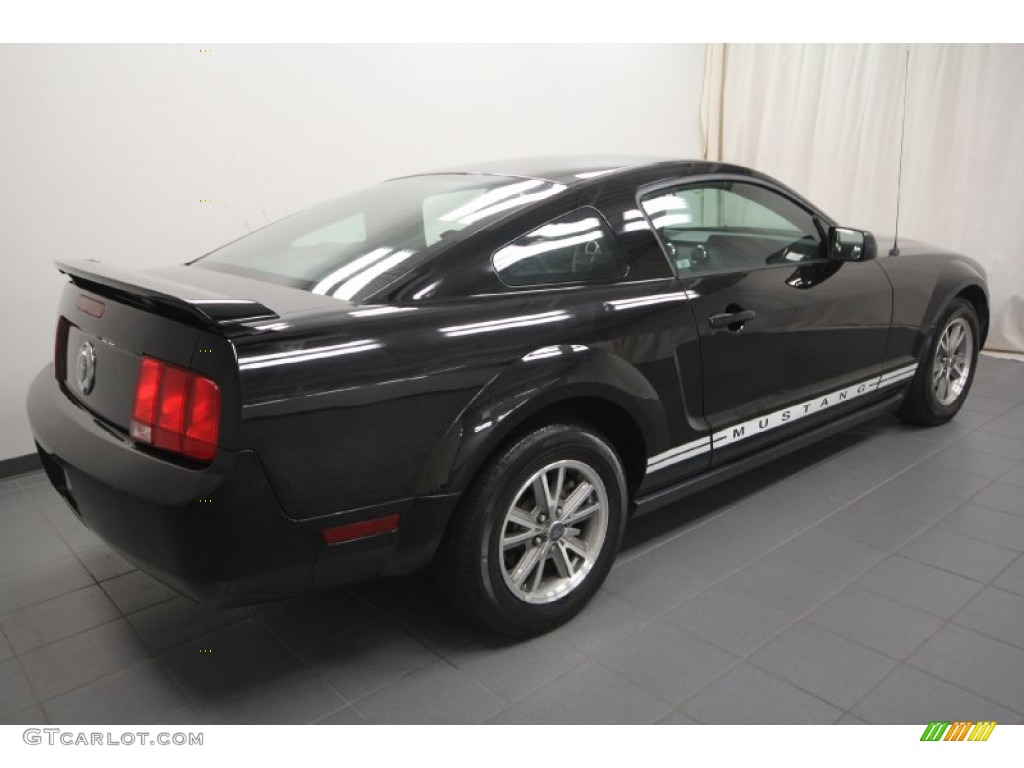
[
  {"xmin": 587, "ymin": 415, "xmax": 1013, "ymax": 718},
  {"xmin": 613, "ymin": 407, "xmax": 996, "ymax": 570}
]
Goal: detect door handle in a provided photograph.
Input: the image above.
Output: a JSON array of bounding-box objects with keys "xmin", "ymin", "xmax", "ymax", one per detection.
[{"xmin": 708, "ymin": 308, "xmax": 756, "ymax": 330}]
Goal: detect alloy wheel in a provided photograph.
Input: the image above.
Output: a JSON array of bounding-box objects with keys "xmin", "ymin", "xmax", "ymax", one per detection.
[
  {"xmin": 498, "ymin": 459, "xmax": 609, "ymax": 604},
  {"xmin": 932, "ymin": 316, "xmax": 973, "ymax": 406}
]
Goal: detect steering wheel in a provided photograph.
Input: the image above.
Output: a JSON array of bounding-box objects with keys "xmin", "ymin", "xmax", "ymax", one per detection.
[
  {"xmin": 690, "ymin": 243, "xmax": 711, "ymax": 266},
  {"xmin": 571, "ymin": 239, "xmax": 602, "ymax": 274}
]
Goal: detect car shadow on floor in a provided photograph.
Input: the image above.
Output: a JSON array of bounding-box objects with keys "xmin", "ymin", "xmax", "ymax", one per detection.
[
  {"xmin": 134, "ymin": 417, "xmax": 888, "ymax": 722},
  {"xmin": 7, "ymin": 395, "xmax": 1018, "ymax": 725}
]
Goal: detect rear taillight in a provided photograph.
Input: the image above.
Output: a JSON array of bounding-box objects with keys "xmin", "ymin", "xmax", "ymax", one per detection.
[{"xmin": 130, "ymin": 357, "xmax": 220, "ymax": 462}]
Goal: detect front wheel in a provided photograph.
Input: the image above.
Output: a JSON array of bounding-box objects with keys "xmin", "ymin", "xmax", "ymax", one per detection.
[
  {"xmin": 436, "ymin": 423, "xmax": 627, "ymax": 636},
  {"xmin": 899, "ymin": 298, "xmax": 981, "ymax": 426}
]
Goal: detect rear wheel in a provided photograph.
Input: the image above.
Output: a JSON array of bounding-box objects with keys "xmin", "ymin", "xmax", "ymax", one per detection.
[
  {"xmin": 436, "ymin": 423, "xmax": 627, "ymax": 636},
  {"xmin": 899, "ymin": 299, "xmax": 980, "ymax": 426}
]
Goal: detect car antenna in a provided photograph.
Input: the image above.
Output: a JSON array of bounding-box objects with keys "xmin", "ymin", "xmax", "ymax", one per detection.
[{"xmin": 890, "ymin": 48, "xmax": 911, "ymax": 257}]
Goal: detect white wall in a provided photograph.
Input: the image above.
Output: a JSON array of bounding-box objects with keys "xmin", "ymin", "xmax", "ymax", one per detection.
[{"xmin": 0, "ymin": 44, "xmax": 707, "ymax": 462}]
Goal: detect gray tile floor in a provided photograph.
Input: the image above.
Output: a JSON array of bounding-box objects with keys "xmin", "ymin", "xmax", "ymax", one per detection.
[{"xmin": 2, "ymin": 355, "xmax": 1023, "ymax": 725}]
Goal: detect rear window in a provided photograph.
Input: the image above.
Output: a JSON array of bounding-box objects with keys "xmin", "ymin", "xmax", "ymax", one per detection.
[{"xmin": 193, "ymin": 175, "xmax": 567, "ymax": 301}]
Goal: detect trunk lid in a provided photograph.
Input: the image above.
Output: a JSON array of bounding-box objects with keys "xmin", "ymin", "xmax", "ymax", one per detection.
[
  {"xmin": 56, "ymin": 259, "xmax": 358, "ymax": 331},
  {"xmin": 54, "ymin": 259, "xmax": 349, "ymax": 453}
]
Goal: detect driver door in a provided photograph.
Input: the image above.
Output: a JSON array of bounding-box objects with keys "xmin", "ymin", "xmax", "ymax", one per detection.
[{"xmin": 641, "ymin": 179, "xmax": 893, "ymax": 466}]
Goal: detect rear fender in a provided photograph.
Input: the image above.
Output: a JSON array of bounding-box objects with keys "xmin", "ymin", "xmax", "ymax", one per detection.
[{"xmin": 415, "ymin": 345, "xmax": 669, "ymax": 497}]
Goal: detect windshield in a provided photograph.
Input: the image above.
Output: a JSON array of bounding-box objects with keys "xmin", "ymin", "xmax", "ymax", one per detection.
[{"xmin": 192, "ymin": 174, "xmax": 567, "ymax": 301}]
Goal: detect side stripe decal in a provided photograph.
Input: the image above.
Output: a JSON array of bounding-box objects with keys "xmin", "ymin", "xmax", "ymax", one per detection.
[
  {"xmin": 646, "ymin": 363, "xmax": 919, "ymax": 472},
  {"xmin": 647, "ymin": 437, "xmax": 712, "ymax": 473}
]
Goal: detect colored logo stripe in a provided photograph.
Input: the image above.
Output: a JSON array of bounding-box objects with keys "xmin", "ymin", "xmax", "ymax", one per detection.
[
  {"xmin": 968, "ymin": 722, "xmax": 997, "ymax": 741},
  {"xmin": 921, "ymin": 721, "xmax": 950, "ymax": 741},
  {"xmin": 920, "ymin": 721, "xmax": 997, "ymax": 742}
]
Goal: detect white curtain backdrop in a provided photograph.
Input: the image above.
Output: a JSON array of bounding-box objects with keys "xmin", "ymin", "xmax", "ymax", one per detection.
[{"xmin": 702, "ymin": 44, "xmax": 1024, "ymax": 352}]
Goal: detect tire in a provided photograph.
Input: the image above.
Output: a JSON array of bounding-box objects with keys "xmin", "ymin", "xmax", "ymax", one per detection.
[
  {"xmin": 436, "ymin": 422, "xmax": 627, "ymax": 637},
  {"xmin": 899, "ymin": 298, "xmax": 981, "ymax": 426}
]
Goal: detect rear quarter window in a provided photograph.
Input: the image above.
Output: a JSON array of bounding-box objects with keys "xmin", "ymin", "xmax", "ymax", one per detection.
[{"xmin": 492, "ymin": 207, "xmax": 627, "ymax": 287}]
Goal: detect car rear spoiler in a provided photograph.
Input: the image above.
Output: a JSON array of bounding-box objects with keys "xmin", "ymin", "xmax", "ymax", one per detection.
[{"xmin": 56, "ymin": 259, "xmax": 279, "ymax": 328}]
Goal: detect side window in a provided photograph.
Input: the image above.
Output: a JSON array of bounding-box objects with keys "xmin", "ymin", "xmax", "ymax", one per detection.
[
  {"xmin": 641, "ymin": 182, "xmax": 824, "ymax": 274},
  {"xmin": 493, "ymin": 208, "xmax": 627, "ymax": 287}
]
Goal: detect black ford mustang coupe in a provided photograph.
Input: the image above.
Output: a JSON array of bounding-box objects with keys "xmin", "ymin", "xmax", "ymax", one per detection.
[{"xmin": 27, "ymin": 156, "xmax": 988, "ymax": 635}]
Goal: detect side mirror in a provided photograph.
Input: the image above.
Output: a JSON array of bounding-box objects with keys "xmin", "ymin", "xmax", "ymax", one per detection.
[{"xmin": 828, "ymin": 227, "xmax": 877, "ymax": 262}]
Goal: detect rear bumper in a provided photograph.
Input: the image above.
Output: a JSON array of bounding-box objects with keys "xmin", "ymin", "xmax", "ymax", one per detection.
[{"xmin": 27, "ymin": 368, "xmax": 459, "ymax": 605}]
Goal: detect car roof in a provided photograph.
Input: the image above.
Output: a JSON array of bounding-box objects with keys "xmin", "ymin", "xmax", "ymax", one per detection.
[{"xmin": 407, "ymin": 155, "xmax": 761, "ymax": 186}]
